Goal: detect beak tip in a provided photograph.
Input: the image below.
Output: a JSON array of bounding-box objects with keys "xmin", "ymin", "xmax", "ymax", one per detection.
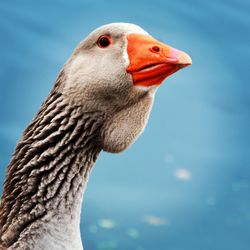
[
  {"xmin": 187, "ymin": 55, "xmax": 192, "ymax": 65},
  {"xmin": 179, "ymin": 52, "xmax": 192, "ymax": 66}
]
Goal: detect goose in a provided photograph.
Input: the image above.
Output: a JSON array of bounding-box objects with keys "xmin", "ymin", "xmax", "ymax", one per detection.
[{"xmin": 0, "ymin": 23, "xmax": 192, "ymax": 250}]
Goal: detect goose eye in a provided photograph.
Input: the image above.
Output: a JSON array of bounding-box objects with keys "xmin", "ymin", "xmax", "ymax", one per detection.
[{"xmin": 97, "ymin": 35, "xmax": 111, "ymax": 48}]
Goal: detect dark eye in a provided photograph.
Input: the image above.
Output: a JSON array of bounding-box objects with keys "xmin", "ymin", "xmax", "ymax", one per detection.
[{"xmin": 97, "ymin": 35, "xmax": 111, "ymax": 48}]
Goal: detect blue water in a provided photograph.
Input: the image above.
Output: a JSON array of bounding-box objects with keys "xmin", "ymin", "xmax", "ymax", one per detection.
[{"xmin": 0, "ymin": 0, "xmax": 250, "ymax": 249}]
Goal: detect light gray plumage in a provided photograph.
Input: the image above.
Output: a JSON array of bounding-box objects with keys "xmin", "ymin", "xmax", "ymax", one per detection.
[
  {"xmin": 0, "ymin": 22, "xmax": 192, "ymax": 249},
  {"xmin": 0, "ymin": 23, "xmax": 155, "ymax": 250}
]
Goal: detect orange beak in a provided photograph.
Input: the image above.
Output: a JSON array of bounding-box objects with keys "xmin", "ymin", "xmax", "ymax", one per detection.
[{"xmin": 126, "ymin": 34, "xmax": 192, "ymax": 87}]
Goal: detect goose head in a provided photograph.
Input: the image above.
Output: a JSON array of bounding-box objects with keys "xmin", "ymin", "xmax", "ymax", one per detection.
[{"xmin": 61, "ymin": 23, "xmax": 192, "ymax": 153}]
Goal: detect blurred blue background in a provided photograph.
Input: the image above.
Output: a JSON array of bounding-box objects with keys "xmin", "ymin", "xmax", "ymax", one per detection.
[{"xmin": 0, "ymin": 0, "xmax": 250, "ymax": 249}]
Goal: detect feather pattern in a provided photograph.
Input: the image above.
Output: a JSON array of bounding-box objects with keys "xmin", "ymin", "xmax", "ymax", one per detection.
[{"xmin": 0, "ymin": 71, "xmax": 105, "ymax": 249}]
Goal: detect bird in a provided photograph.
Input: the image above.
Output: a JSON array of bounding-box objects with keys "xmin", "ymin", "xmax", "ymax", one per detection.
[{"xmin": 0, "ymin": 23, "xmax": 191, "ymax": 250}]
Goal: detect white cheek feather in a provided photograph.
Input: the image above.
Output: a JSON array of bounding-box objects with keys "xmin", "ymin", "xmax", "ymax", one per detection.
[{"xmin": 122, "ymin": 35, "xmax": 130, "ymax": 68}]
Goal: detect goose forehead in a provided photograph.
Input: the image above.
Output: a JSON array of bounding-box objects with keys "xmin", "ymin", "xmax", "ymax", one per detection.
[{"xmin": 90, "ymin": 22, "xmax": 149, "ymax": 37}]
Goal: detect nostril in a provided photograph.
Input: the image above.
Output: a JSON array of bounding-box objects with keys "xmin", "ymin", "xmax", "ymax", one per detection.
[{"xmin": 151, "ymin": 45, "xmax": 160, "ymax": 53}]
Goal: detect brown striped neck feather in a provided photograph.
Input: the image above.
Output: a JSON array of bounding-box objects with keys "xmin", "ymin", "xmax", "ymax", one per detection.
[{"xmin": 0, "ymin": 72, "xmax": 105, "ymax": 249}]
